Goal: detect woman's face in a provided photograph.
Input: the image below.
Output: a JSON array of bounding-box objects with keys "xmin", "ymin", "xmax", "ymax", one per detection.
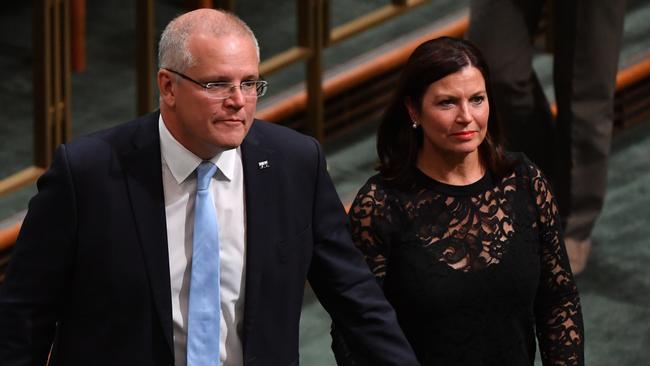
[{"xmin": 407, "ymin": 65, "xmax": 489, "ymax": 161}]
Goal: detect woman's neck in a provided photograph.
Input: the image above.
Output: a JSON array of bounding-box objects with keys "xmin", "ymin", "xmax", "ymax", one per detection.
[{"xmin": 416, "ymin": 148, "xmax": 485, "ymax": 186}]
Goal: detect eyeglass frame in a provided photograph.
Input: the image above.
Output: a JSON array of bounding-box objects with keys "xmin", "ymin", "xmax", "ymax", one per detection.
[{"xmin": 163, "ymin": 68, "xmax": 268, "ymax": 100}]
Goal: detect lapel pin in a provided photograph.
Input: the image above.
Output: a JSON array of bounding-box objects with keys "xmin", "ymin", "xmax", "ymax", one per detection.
[{"xmin": 258, "ymin": 160, "xmax": 270, "ymax": 170}]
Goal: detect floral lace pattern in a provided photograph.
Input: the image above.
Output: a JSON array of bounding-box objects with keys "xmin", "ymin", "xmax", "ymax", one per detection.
[{"xmin": 348, "ymin": 160, "xmax": 584, "ymax": 365}]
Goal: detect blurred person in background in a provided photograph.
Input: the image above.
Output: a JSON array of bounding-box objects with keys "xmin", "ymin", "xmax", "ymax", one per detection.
[{"xmin": 468, "ymin": 0, "xmax": 627, "ymax": 274}]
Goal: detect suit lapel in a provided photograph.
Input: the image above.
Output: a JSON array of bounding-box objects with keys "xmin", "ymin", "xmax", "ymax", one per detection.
[
  {"xmin": 120, "ymin": 113, "xmax": 174, "ymax": 354},
  {"xmin": 240, "ymin": 122, "xmax": 276, "ymax": 350}
]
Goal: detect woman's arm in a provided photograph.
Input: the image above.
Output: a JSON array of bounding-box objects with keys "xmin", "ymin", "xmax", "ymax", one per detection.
[
  {"xmin": 348, "ymin": 178, "xmax": 395, "ymax": 285},
  {"xmin": 332, "ymin": 177, "xmax": 398, "ymax": 366},
  {"xmin": 529, "ymin": 166, "xmax": 584, "ymax": 366}
]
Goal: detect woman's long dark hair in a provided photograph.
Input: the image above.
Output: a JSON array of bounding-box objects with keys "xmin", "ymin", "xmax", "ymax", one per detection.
[{"xmin": 377, "ymin": 36, "xmax": 513, "ymax": 187}]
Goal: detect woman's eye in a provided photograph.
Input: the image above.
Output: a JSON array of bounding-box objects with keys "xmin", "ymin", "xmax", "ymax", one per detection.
[
  {"xmin": 438, "ymin": 99, "xmax": 453, "ymax": 107},
  {"xmin": 471, "ymin": 95, "xmax": 485, "ymax": 104}
]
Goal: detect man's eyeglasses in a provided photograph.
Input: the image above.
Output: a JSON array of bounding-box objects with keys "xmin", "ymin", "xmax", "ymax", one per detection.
[{"xmin": 164, "ymin": 68, "xmax": 268, "ymax": 100}]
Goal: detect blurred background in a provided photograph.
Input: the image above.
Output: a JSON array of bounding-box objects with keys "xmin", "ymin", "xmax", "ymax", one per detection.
[{"xmin": 1, "ymin": 1, "xmax": 649, "ymax": 364}]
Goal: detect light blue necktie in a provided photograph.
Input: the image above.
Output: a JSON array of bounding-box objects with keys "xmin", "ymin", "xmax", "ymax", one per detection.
[{"xmin": 187, "ymin": 161, "xmax": 220, "ymax": 366}]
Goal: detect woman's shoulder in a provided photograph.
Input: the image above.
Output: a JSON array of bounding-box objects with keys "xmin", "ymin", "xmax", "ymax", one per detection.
[
  {"xmin": 352, "ymin": 172, "xmax": 411, "ymax": 212},
  {"xmin": 503, "ymin": 151, "xmax": 545, "ymax": 179},
  {"xmin": 501, "ymin": 151, "xmax": 555, "ymax": 204},
  {"xmin": 355, "ymin": 173, "xmax": 390, "ymax": 200}
]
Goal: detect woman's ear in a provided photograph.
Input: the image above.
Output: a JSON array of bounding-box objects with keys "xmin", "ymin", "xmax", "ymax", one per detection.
[{"xmin": 404, "ymin": 97, "xmax": 419, "ymax": 122}]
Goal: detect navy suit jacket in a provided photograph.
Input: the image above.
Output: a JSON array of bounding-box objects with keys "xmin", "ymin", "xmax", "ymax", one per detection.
[{"xmin": 0, "ymin": 112, "xmax": 418, "ymax": 366}]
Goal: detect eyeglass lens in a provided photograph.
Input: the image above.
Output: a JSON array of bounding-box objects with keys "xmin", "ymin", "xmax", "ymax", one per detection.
[{"xmin": 206, "ymin": 81, "xmax": 267, "ymax": 99}]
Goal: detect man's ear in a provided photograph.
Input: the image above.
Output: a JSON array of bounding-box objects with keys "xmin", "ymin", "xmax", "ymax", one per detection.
[{"xmin": 158, "ymin": 69, "xmax": 176, "ymax": 108}]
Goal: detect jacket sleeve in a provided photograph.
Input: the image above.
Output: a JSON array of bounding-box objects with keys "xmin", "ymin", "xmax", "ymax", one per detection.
[
  {"xmin": 304, "ymin": 138, "xmax": 419, "ymax": 366},
  {"xmin": 0, "ymin": 145, "xmax": 78, "ymax": 365}
]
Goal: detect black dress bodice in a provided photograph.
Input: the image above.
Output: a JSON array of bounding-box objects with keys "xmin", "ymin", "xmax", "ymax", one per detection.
[{"xmin": 344, "ymin": 159, "xmax": 583, "ymax": 365}]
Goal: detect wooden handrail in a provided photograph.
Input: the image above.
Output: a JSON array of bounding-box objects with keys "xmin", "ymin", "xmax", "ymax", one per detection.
[
  {"xmin": 260, "ymin": 47, "xmax": 312, "ymax": 77},
  {"xmin": 546, "ymin": 58, "xmax": 650, "ymax": 118},
  {"xmin": 0, "ymin": 166, "xmax": 45, "ymax": 197},
  {"xmin": 616, "ymin": 57, "xmax": 650, "ymax": 90},
  {"xmin": 326, "ymin": 16, "xmax": 469, "ymax": 98},
  {"xmin": 328, "ymin": 0, "xmax": 429, "ymax": 45},
  {"xmin": 257, "ymin": 15, "xmax": 469, "ymax": 122},
  {"xmin": 0, "ymin": 222, "xmax": 21, "ymax": 252}
]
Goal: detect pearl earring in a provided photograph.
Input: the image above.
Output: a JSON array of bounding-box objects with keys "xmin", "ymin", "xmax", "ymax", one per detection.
[{"xmin": 411, "ymin": 120, "xmax": 418, "ymax": 129}]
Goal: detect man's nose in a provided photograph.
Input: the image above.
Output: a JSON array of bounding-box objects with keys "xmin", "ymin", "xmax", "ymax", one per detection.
[{"xmin": 224, "ymin": 85, "xmax": 246, "ymax": 108}]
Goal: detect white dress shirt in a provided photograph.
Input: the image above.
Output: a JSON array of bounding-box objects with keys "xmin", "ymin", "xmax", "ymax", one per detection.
[{"xmin": 159, "ymin": 116, "xmax": 247, "ymax": 366}]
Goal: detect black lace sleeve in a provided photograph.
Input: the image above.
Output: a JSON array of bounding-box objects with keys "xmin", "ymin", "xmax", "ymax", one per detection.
[
  {"xmin": 528, "ymin": 164, "xmax": 585, "ymax": 365},
  {"xmin": 331, "ymin": 177, "xmax": 397, "ymax": 366},
  {"xmin": 348, "ymin": 177, "xmax": 396, "ymax": 285}
]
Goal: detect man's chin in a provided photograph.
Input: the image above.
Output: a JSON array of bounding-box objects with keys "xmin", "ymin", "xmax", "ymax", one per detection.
[
  {"xmin": 212, "ymin": 134, "xmax": 247, "ymax": 150},
  {"xmin": 218, "ymin": 143, "xmax": 241, "ymax": 150},
  {"xmin": 207, "ymin": 124, "xmax": 249, "ymax": 148}
]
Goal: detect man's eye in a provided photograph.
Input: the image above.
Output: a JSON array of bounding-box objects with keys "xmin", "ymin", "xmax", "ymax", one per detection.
[
  {"xmin": 206, "ymin": 83, "xmax": 231, "ymax": 90},
  {"xmin": 241, "ymin": 81, "xmax": 257, "ymax": 90}
]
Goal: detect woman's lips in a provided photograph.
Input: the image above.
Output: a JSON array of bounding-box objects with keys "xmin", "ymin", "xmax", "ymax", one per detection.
[{"xmin": 451, "ymin": 131, "xmax": 476, "ymax": 140}]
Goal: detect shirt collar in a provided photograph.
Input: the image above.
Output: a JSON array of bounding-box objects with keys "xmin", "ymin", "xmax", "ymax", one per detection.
[{"xmin": 158, "ymin": 115, "xmax": 238, "ymax": 184}]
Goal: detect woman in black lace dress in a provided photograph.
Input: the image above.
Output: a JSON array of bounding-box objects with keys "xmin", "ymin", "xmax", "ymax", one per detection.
[{"xmin": 333, "ymin": 37, "xmax": 584, "ymax": 365}]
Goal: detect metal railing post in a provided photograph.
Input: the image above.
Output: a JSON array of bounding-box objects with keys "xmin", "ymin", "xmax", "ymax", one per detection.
[
  {"xmin": 70, "ymin": 0, "xmax": 86, "ymax": 72},
  {"xmin": 33, "ymin": 0, "xmax": 72, "ymax": 168},
  {"xmin": 136, "ymin": 0, "xmax": 155, "ymax": 115},
  {"xmin": 298, "ymin": 0, "xmax": 326, "ymax": 141}
]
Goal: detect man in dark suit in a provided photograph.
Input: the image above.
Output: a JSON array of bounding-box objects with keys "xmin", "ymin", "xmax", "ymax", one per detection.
[{"xmin": 0, "ymin": 8, "xmax": 418, "ymax": 366}]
